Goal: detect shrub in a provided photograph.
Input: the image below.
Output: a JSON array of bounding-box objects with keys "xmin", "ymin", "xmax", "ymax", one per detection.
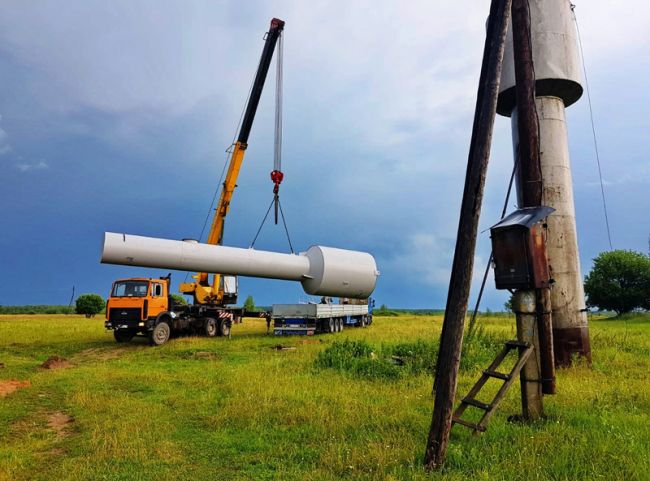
[
  {"xmin": 315, "ymin": 340, "xmax": 401, "ymax": 380},
  {"xmin": 316, "ymin": 340, "xmax": 442, "ymax": 380},
  {"xmin": 584, "ymin": 250, "xmax": 650, "ymax": 314},
  {"xmin": 170, "ymin": 294, "xmax": 188, "ymax": 306},
  {"xmin": 374, "ymin": 304, "xmax": 400, "ymax": 317},
  {"xmin": 75, "ymin": 294, "xmax": 105, "ymax": 318}
]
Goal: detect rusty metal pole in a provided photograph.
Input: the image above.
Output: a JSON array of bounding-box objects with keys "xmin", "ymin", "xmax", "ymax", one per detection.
[
  {"xmin": 511, "ymin": 0, "xmax": 556, "ymax": 395},
  {"xmin": 424, "ymin": 0, "xmax": 511, "ymax": 470}
]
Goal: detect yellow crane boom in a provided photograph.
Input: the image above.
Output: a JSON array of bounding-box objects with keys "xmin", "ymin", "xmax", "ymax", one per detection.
[{"xmin": 180, "ymin": 18, "xmax": 285, "ymax": 305}]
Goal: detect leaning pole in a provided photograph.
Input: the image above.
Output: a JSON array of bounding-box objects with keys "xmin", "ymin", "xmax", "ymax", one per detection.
[{"xmin": 496, "ymin": 0, "xmax": 591, "ymax": 365}]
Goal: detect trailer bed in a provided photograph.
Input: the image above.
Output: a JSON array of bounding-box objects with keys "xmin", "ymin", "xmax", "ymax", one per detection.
[
  {"xmin": 272, "ymin": 303, "xmax": 370, "ymax": 335},
  {"xmin": 272, "ymin": 303, "xmax": 368, "ymax": 319}
]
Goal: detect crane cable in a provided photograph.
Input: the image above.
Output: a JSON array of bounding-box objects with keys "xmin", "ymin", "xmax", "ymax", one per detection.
[
  {"xmin": 270, "ymin": 32, "xmax": 285, "ymax": 225},
  {"xmin": 250, "ymin": 30, "xmax": 295, "ymax": 253}
]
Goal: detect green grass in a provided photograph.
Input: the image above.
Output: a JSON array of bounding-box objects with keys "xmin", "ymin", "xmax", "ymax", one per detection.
[{"xmin": 1, "ymin": 313, "xmax": 649, "ymax": 480}]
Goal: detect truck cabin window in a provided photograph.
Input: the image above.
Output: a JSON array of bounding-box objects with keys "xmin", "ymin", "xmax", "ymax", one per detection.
[
  {"xmin": 152, "ymin": 284, "xmax": 163, "ymax": 297},
  {"xmin": 112, "ymin": 281, "xmax": 149, "ymax": 297}
]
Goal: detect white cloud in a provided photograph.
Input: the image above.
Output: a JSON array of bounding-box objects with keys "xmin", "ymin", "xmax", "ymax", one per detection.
[
  {"xmin": 15, "ymin": 160, "xmax": 48, "ymax": 172},
  {"xmin": 0, "ymin": 116, "xmax": 11, "ymax": 156}
]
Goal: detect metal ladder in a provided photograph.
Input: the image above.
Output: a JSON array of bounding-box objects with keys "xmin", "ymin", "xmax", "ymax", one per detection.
[{"xmin": 452, "ymin": 340, "xmax": 534, "ymax": 433}]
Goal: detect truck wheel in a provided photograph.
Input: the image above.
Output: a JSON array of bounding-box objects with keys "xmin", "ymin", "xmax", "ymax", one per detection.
[
  {"xmin": 218, "ymin": 319, "xmax": 231, "ymax": 337},
  {"xmin": 328, "ymin": 318, "xmax": 335, "ymax": 334},
  {"xmin": 360, "ymin": 316, "xmax": 367, "ymax": 328},
  {"xmin": 149, "ymin": 321, "xmax": 171, "ymax": 346},
  {"xmin": 204, "ymin": 318, "xmax": 218, "ymax": 337},
  {"xmin": 114, "ymin": 330, "xmax": 135, "ymax": 343},
  {"xmin": 338, "ymin": 318, "xmax": 344, "ymax": 332}
]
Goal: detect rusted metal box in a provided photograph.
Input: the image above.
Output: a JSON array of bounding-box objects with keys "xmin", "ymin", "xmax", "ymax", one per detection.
[{"xmin": 490, "ymin": 206, "xmax": 554, "ymax": 290}]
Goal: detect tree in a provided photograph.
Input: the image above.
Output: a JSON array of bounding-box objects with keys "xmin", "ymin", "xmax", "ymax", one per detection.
[
  {"xmin": 584, "ymin": 250, "xmax": 650, "ymax": 315},
  {"xmin": 75, "ymin": 294, "xmax": 105, "ymax": 318},
  {"xmin": 243, "ymin": 295, "xmax": 256, "ymax": 312},
  {"xmin": 504, "ymin": 295, "xmax": 513, "ymax": 313}
]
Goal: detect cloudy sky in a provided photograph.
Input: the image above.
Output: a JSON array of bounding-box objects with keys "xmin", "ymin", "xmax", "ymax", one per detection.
[{"xmin": 0, "ymin": 0, "xmax": 648, "ymax": 309}]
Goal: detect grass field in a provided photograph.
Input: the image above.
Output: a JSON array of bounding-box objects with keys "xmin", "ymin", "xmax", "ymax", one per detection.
[{"xmin": 1, "ymin": 313, "xmax": 649, "ymax": 481}]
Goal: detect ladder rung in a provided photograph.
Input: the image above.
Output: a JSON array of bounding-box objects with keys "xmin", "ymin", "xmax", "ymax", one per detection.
[
  {"xmin": 483, "ymin": 369, "xmax": 511, "ymax": 381},
  {"xmin": 462, "ymin": 397, "xmax": 491, "ymax": 411},
  {"xmin": 505, "ymin": 340, "xmax": 530, "ymax": 349},
  {"xmin": 452, "ymin": 416, "xmax": 486, "ymax": 432}
]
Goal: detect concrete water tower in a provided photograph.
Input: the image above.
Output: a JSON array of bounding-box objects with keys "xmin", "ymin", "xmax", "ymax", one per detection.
[{"xmin": 497, "ymin": 0, "xmax": 590, "ymax": 364}]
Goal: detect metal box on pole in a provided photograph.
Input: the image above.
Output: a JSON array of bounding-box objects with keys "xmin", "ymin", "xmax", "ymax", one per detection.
[{"xmin": 490, "ymin": 206, "xmax": 554, "ymax": 290}]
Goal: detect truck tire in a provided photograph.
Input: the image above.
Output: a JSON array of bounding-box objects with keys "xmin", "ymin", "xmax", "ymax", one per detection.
[
  {"xmin": 114, "ymin": 329, "xmax": 135, "ymax": 343},
  {"xmin": 204, "ymin": 318, "xmax": 218, "ymax": 337},
  {"xmin": 338, "ymin": 318, "xmax": 344, "ymax": 332},
  {"xmin": 149, "ymin": 321, "xmax": 171, "ymax": 346},
  {"xmin": 360, "ymin": 316, "xmax": 367, "ymax": 328},
  {"xmin": 218, "ymin": 319, "xmax": 231, "ymax": 337},
  {"xmin": 328, "ymin": 318, "xmax": 335, "ymax": 334}
]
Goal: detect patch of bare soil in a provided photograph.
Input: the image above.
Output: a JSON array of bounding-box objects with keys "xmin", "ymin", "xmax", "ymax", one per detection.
[
  {"xmin": 75, "ymin": 347, "xmax": 126, "ymax": 361},
  {"xmin": 300, "ymin": 339, "xmax": 322, "ymax": 345},
  {"xmin": 47, "ymin": 411, "xmax": 73, "ymax": 439},
  {"xmin": 0, "ymin": 379, "xmax": 30, "ymax": 397},
  {"xmin": 40, "ymin": 356, "xmax": 71, "ymax": 370},
  {"xmin": 194, "ymin": 351, "xmax": 219, "ymax": 360}
]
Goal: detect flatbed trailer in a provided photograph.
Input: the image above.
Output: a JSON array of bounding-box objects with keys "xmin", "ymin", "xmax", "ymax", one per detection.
[{"xmin": 272, "ymin": 302, "xmax": 372, "ymax": 335}]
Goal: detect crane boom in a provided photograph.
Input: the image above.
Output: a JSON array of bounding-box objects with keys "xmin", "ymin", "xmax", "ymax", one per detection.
[{"xmin": 180, "ymin": 18, "xmax": 285, "ymax": 305}]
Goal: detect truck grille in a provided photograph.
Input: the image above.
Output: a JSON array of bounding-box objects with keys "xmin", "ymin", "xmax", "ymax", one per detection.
[{"xmin": 109, "ymin": 307, "xmax": 142, "ymax": 323}]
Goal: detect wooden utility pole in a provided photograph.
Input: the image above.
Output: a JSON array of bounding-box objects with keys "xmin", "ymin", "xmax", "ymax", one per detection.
[
  {"xmin": 511, "ymin": 0, "xmax": 556, "ymax": 395},
  {"xmin": 424, "ymin": 0, "xmax": 512, "ymax": 470}
]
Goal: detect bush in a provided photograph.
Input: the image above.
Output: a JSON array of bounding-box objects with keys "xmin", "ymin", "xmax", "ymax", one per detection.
[
  {"xmin": 316, "ymin": 340, "xmax": 442, "ymax": 380},
  {"xmin": 170, "ymin": 294, "xmax": 188, "ymax": 306},
  {"xmin": 315, "ymin": 340, "xmax": 401, "ymax": 380},
  {"xmin": 75, "ymin": 294, "xmax": 105, "ymax": 318},
  {"xmin": 584, "ymin": 250, "xmax": 650, "ymax": 315},
  {"xmin": 374, "ymin": 303, "xmax": 400, "ymax": 317}
]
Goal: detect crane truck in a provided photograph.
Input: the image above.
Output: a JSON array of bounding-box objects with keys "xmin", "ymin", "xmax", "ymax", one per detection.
[{"xmin": 104, "ymin": 18, "xmax": 284, "ymax": 346}]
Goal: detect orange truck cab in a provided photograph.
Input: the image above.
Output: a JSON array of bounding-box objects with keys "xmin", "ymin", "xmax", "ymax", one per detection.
[{"xmin": 105, "ymin": 277, "xmax": 171, "ymax": 342}]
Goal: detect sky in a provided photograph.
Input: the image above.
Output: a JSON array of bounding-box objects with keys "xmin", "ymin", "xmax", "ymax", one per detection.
[{"xmin": 0, "ymin": 0, "xmax": 648, "ymax": 309}]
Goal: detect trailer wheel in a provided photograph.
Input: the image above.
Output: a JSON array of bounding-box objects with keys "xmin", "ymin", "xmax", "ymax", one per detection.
[
  {"xmin": 204, "ymin": 318, "xmax": 218, "ymax": 337},
  {"xmin": 114, "ymin": 329, "xmax": 135, "ymax": 343},
  {"xmin": 218, "ymin": 319, "xmax": 231, "ymax": 337},
  {"xmin": 328, "ymin": 318, "xmax": 335, "ymax": 334},
  {"xmin": 338, "ymin": 318, "xmax": 344, "ymax": 332},
  {"xmin": 149, "ymin": 321, "xmax": 171, "ymax": 346}
]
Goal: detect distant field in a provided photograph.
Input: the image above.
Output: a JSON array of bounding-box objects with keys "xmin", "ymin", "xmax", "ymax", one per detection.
[{"xmin": 1, "ymin": 313, "xmax": 649, "ymax": 481}]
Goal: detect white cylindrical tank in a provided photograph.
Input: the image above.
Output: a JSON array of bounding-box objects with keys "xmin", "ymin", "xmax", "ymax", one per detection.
[
  {"xmin": 497, "ymin": 0, "xmax": 583, "ymax": 116},
  {"xmin": 101, "ymin": 232, "xmax": 379, "ymax": 299},
  {"xmin": 526, "ymin": 97, "xmax": 588, "ymax": 337},
  {"xmin": 302, "ymin": 246, "xmax": 378, "ymax": 299}
]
